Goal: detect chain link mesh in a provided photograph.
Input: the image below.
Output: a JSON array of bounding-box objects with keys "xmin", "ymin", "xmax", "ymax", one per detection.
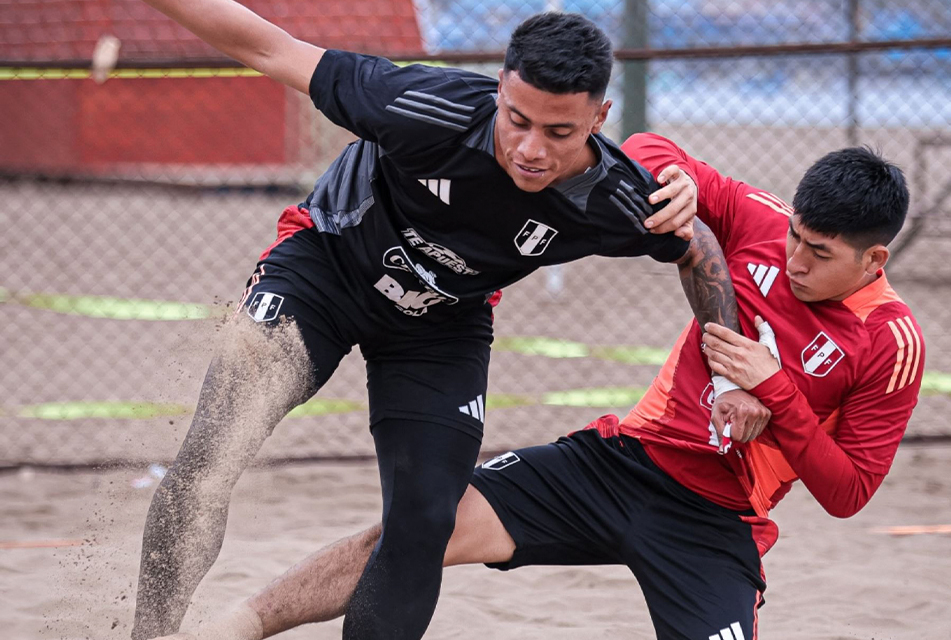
[{"xmin": 2, "ymin": 0, "xmax": 949, "ymax": 466}]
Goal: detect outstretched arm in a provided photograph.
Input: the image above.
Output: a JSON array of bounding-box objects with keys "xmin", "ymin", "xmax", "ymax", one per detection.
[{"xmin": 141, "ymin": 0, "xmax": 324, "ymax": 93}]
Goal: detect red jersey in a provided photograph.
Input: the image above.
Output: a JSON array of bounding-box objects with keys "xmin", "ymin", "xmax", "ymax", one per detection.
[{"xmin": 616, "ymin": 134, "xmax": 925, "ymax": 555}]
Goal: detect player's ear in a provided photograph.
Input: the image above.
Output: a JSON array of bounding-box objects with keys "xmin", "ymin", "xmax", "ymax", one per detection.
[
  {"xmin": 591, "ymin": 99, "xmax": 611, "ymax": 134},
  {"xmin": 864, "ymin": 244, "xmax": 890, "ymax": 274}
]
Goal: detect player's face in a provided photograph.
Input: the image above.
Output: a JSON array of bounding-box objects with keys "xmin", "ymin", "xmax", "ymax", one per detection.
[
  {"xmin": 785, "ymin": 215, "xmax": 888, "ymax": 302},
  {"xmin": 494, "ymin": 70, "xmax": 611, "ymax": 192}
]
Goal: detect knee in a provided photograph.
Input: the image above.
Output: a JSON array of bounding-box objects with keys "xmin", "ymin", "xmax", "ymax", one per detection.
[{"xmin": 384, "ymin": 491, "xmax": 459, "ymax": 552}]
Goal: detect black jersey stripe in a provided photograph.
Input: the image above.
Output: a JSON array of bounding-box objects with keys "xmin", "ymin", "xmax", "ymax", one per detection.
[
  {"xmin": 609, "ymin": 193, "xmax": 647, "ymax": 233},
  {"xmin": 402, "ymin": 90, "xmax": 477, "ymax": 113},
  {"xmin": 384, "ymin": 105, "xmax": 470, "ymax": 131},
  {"xmin": 616, "ymin": 181, "xmax": 651, "ymax": 220},
  {"xmin": 392, "ymin": 97, "xmax": 473, "ymax": 124}
]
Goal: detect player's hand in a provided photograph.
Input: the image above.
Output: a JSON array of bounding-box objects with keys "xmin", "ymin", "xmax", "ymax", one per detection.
[
  {"xmin": 646, "ymin": 164, "xmax": 697, "ymax": 240},
  {"xmin": 702, "ymin": 317, "xmax": 781, "ymax": 389},
  {"xmin": 711, "ymin": 389, "xmax": 771, "ymax": 443}
]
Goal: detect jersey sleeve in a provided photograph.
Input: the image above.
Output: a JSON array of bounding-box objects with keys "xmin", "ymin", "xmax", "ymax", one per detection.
[
  {"xmin": 309, "ymin": 50, "xmax": 496, "ymax": 157},
  {"xmin": 595, "ymin": 150, "xmax": 690, "ymax": 263},
  {"xmin": 620, "ymin": 133, "xmax": 790, "ymax": 256},
  {"xmin": 749, "ymin": 312, "xmax": 925, "ymax": 518}
]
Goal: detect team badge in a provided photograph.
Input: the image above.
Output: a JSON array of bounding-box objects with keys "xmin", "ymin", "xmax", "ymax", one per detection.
[
  {"xmin": 481, "ymin": 452, "xmax": 520, "ymax": 471},
  {"xmin": 246, "ymin": 292, "xmax": 284, "ymax": 322},
  {"xmin": 514, "ymin": 220, "xmax": 558, "ymax": 256},
  {"xmin": 801, "ymin": 331, "xmax": 845, "ymax": 377}
]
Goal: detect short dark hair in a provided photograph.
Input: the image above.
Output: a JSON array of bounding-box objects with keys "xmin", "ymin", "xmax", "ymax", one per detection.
[
  {"xmin": 793, "ymin": 146, "xmax": 909, "ymax": 251},
  {"xmin": 504, "ymin": 12, "xmax": 614, "ymax": 99}
]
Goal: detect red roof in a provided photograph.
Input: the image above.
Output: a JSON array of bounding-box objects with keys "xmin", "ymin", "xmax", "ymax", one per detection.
[{"xmin": 0, "ymin": 0, "xmax": 424, "ymax": 62}]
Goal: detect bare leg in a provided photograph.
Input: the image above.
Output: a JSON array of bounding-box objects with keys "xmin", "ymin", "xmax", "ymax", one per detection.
[
  {"xmin": 132, "ymin": 319, "xmax": 316, "ymax": 640},
  {"xmin": 252, "ymin": 525, "xmax": 383, "ymax": 636},
  {"xmin": 146, "ymin": 481, "xmax": 515, "ymax": 640}
]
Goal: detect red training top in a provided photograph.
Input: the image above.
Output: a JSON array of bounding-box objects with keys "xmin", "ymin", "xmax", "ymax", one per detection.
[{"xmin": 613, "ymin": 133, "xmax": 925, "ymax": 555}]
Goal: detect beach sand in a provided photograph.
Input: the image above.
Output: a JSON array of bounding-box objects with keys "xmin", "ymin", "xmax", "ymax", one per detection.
[{"xmin": 2, "ymin": 442, "xmax": 950, "ymax": 640}]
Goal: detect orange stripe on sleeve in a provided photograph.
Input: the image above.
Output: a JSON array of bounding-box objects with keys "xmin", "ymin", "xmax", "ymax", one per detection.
[
  {"xmin": 746, "ymin": 193, "xmax": 792, "ymax": 217},
  {"xmin": 905, "ymin": 316, "xmax": 923, "ymax": 386},
  {"xmin": 896, "ymin": 317, "xmax": 916, "ymax": 390},
  {"xmin": 886, "ymin": 320, "xmax": 906, "ymax": 394}
]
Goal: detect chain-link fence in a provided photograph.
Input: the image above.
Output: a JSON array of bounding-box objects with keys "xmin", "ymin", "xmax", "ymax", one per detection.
[{"xmin": 2, "ymin": 0, "xmax": 950, "ymax": 467}]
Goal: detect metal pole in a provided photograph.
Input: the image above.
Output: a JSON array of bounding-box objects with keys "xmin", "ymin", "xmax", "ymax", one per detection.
[
  {"xmin": 847, "ymin": 0, "xmax": 860, "ymax": 145},
  {"xmin": 622, "ymin": 0, "xmax": 649, "ymax": 137}
]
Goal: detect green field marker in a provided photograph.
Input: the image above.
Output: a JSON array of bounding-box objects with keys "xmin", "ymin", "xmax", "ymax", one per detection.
[
  {"xmin": 0, "ymin": 287, "xmax": 8, "ymax": 303},
  {"xmin": 16, "ymin": 292, "xmax": 218, "ymax": 321},
  {"xmin": 8, "ymin": 371, "xmax": 951, "ymax": 423},
  {"xmin": 921, "ymin": 371, "xmax": 951, "ymax": 396},
  {"xmin": 495, "ymin": 336, "xmax": 590, "ymax": 358},
  {"xmin": 286, "ymin": 398, "xmax": 366, "ymax": 417},
  {"xmin": 18, "ymin": 401, "xmax": 191, "ymax": 420},
  {"xmin": 485, "ymin": 394, "xmax": 538, "ymax": 409},
  {"xmin": 591, "ymin": 345, "xmax": 669, "ymax": 366},
  {"xmin": 543, "ymin": 387, "xmax": 648, "ymax": 408}
]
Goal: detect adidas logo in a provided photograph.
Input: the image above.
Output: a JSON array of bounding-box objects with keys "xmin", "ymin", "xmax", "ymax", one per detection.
[
  {"xmin": 747, "ymin": 262, "xmax": 779, "ymax": 297},
  {"xmin": 458, "ymin": 394, "xmax": 485, "ymax": 423},
  {"xmin": 709, "ymin": 621, "xmax": 746, "ymax": 640},
  {"xmin": 418, "ymin": 178, "xmax": 451, "ymax": 205}
]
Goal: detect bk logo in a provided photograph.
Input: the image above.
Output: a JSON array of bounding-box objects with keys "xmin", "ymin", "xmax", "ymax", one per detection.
[{"xmin": 801, "ymin": 331, "xmax": 845, "ymax": 377}]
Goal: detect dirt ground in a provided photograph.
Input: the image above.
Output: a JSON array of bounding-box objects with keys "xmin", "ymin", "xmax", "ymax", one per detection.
[{"xmin": 2, "ymin": 441, "xmax": 950, "ymax": 640}]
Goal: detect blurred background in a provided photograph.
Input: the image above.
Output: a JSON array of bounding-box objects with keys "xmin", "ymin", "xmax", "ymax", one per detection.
[{"xmin": 2, "ymin": 0, "xmax": 950, "ymax": 467}]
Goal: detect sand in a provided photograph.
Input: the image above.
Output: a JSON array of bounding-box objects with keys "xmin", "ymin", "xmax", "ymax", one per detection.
[{"xmin": 2, "ymin": 442, "xmax": 950, "ymax": 640}]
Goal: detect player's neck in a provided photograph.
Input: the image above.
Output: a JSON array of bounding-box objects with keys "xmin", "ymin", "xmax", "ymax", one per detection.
[
  {"xmin": 554, "ymin": 137, "xmax": 599, "ymax": 186},
  {"xmin": 833, "ymin": 270, "xmax": 881, "ymax": 302}
]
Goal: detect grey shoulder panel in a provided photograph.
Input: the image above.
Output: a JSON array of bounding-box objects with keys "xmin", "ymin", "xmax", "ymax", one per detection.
[
  {"xmin": 462, "ymin": 110, "xmax": 496, "ymax": 156},
  {"xmin": 308, "ymin": 141, "xmax": 379, "ymax": 235},
  {"xmin": 554, "ymin": 135, "xmax": 616, "ymax": 212}
]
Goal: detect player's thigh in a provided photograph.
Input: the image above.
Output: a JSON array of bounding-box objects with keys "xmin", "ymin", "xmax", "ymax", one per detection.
[
  {"xmin": 444, "ymin": 484, "xmax": 515, "ymax": 566},
  {"xmin": 361, "ymin": 310, "xmax": 493, "ymax": 442},
  {"xmin": 179, "ymin": 263, "xmax": 355, "ymax": 465},
  {"xmin": 637, "ymin": 559, "xmax": 762, "ymax": 640},
  {"xmin": 468, "ymin": 430, "xmax": 635, "ymax": 570},
  {"xmin": 622, "ymin": 476, "xmax": 765, "ymax": 640}
]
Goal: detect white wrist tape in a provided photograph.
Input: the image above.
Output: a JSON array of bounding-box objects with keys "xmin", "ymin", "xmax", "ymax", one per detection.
[
  {"xmin": 757, "ymin": 320, "xmax": 781, "ymax": 365},
  {"xmin": 712, "ymin": 374, "xmax": 741, "ymax": 397}
]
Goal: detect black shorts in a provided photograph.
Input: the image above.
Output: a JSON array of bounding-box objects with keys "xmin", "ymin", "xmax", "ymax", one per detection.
[
  {"xmin": 470, "ymin": 423, "xmax": 767, "ymax": 640},
  {"xmin": 235, "ymin": 208, "xmax": 494, "ymax": 441}
]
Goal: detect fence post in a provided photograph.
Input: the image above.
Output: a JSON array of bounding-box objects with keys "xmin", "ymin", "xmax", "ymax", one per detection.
[{"xmin": 622, "ymin": 0, "xmax": 649, "ymax": 138}]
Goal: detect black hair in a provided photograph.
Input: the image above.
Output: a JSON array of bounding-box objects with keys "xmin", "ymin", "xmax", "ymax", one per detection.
[
  {"xmin": 504, "ymin": 12, "xmax": 614, "ymax": 99},
  {"xmin": 793, "ymin": 146, "xmax": 909, "ymax": 251}
]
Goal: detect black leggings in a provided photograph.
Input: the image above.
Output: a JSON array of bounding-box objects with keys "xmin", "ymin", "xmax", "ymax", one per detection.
[{"xmin": 342, "ymin": 419, "xmax": 481, "ymax": 639}]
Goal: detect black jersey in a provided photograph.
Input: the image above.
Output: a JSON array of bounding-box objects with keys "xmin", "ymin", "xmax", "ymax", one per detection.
[{"xmin": 302, "ymin": 50, "xmax": 688, "ymax": 317}]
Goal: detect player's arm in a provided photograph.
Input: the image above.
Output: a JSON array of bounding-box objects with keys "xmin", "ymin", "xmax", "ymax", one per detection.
[
  {"xmin": 672, "ymin": 219, "xmax": 740, "ymax": 334},
  {"xmin": 703, "ymin": 318, "xmax": 925, "ymax": 517},
  {"xmin": 624, "ymin": 133, "xmax": 785, "ymax": 256},
  {"xmin": 141, "ymin": 0, "xmax": 323, "ymax": 94}
]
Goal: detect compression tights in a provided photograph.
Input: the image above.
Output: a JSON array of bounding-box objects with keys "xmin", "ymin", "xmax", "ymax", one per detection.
[{"xmin": 342, "ymin": 419, "xmax": 481, "ymax": 640}]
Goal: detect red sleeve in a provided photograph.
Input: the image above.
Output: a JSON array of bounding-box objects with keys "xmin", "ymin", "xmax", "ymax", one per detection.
[
  {"xmin": 620, "ymin": 133, "xmax": 790, "ymax": 256},
  {"xmin": 749, "ymin": 315, "xmax": 925, "ymax": 518}
]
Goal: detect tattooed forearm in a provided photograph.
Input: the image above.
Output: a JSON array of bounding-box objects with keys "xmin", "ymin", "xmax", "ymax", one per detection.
[{"xmin": 675, "ymin": 219, "xmax": 739, "ymax": 333}]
